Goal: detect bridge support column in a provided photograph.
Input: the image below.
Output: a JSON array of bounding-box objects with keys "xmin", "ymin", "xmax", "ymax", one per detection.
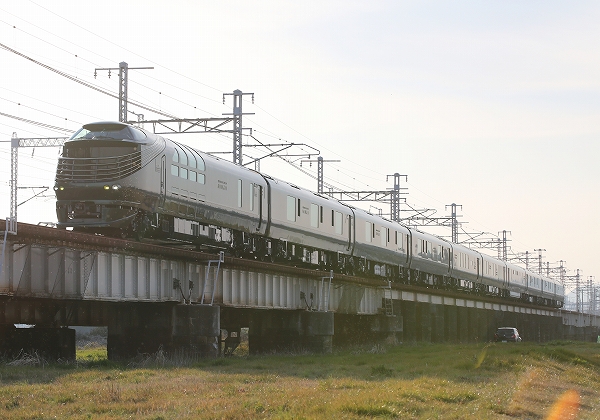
[
  {"xmin": 401, "ymin": 301, "xmax": 417, "ymax": 343},
  {"xmin": 107, "ymin": 303, "xmax": 220, "ymax": 360},
  {"xmin": 333, "ymin": 313, "xmax": 402, "ymax": 347},
  {"xmin": 477, "ymin": 309, "xmax": 491, "ymax": 342},
  {"xmin": 467, "ymin": 307, "xmax": 478, "ymax": 342},
  {"xmin": 417, "ymin": 302, "xmax": 431, "ymax": 342},
  {"xmin": 431, "ymin": 303, "xmax": 445, "ymax": 342},
  {"xmin": 445, "ymin": 305, "xmax": 458, "ymax": 343},
  {"xmin": 249, "ymin": 310, "xmax": 333, "ymax": 354},
  {"xmin": 370, "ymin": 314, "xmax": 403, "ymax": 345},
  {"xmin": 457, "ymin": 306, "xmax": 469, "ymax": 342},
  {"xmin": 172, "ymin": 304, "xmax": 220, "ymax": 357}
]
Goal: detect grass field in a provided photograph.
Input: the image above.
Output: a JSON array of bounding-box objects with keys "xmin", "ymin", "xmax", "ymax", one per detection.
[{"xmin": 0, "ymin": 341, "xmax": 598, "ymax": 419}]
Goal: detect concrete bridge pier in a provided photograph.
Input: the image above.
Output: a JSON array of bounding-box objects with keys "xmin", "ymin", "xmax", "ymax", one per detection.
[
  {"xmin": 445, "ymin": 305, "xmax": 458, "ymax": 342},
  {"xmin": 416, "ymin": 302, "xmax": 432, "ymax": 342},
  {"xmin": 467, "ymin": 307, "xmax": 478, "ymax": 341},
  {"xmin": 107, "ymin": 303, "xmax": 220, "ymax": 360},
  {"xmin": 430, "ymin": 303, "xmax": 445, "ymax": 342},
  {"xmin": 333, "ymin": 313, "xmax": 401, "ymax": 347},
  {"xmin": 477, "ymin": 309, "xmax": 492, "ymax": 342},
  {"xmin": 172, "ymin": 304, "xmax": 221, "ymax": 357},
  {"xmin": 400, "ymin": 301, "xmax": 417, "ymax": 342},
  {"xmin": 457, "ymin": 306, "xmax": 469, "ymax": 342},
  {"xmin": 248, "ymin": 310, "xmax": 334, "ymax": 354}
]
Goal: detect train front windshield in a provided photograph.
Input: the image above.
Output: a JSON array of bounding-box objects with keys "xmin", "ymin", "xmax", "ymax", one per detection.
[
  {"xmin": 64, "ymin": 122, "xmax": 149, "ymax": 159},
  {"xmin": 69, "ymin": 122, "xmax": 148, "ymax": 143}
]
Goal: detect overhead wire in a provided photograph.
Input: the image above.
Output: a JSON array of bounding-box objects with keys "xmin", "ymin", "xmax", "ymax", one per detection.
[
  {"xmin": 28, "ymin": 0, "xmax": 224, "ymax": 95},
  {"xmin": 2, "ymin": 5, "xmax": 565, "ymax": 274},
  {"xmin": 0, "ymin": 42, "xmax": 178, "ymax": 120},
  {"xmin": 0, "ymin": 86, "xmax": 102, "ymax": 121}
]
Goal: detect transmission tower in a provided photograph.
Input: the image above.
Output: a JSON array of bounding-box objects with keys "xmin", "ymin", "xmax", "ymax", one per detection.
[
  {"xmin": 575, "ymin": 269, "xmax": 581, "ymax": 313},
  {"xmin": 388, "ymin": 173, "xmax": 408, "ymax": 222},
  {"xmin": 444, "ymin": 203, "xmax": 462, "ymax": 243},
  {"xmin": 534, "ymin": 248, "xmax": 546, "ymax": 275},
  {"xmin": 223, "ymin": 90, "xmax": 254, "ymax": 165},
  {"xmin": 4, "ymin": 134, "xmax": 69, "ymax": 234},
  {"xmin": 301, "ymin": 156, "xmax": 341, "ymax": 193},
  {"xmin": 498, "ymin": 230, "xmax": 511, "ymax": 261},
  {"xmin": 325, "ymin": 173, "xmax": 408, "ymax": 220},
  {"xmin": 94, "ymin": 62, "xmax": 154, "ymax": 122}
]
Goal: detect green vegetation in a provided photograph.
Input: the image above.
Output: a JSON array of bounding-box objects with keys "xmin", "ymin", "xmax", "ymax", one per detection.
[{"xmin": 0, "ymin": 341, "xmax": 597, "ymax": 418}]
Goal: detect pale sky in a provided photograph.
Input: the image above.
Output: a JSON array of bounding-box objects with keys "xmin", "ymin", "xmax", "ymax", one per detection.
[{"xmin": 1, "ymin": 1, "xmax": 598, "ymax": 298}]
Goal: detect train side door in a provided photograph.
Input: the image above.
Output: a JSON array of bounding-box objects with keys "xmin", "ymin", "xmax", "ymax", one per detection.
[
  {"xmin": 347, "ymin": 214, "xmax": 353, "ymax": 252},
  {"xmin": 159, "ymin": 155, "xmax": 166, "ymax": 208},
  {"xmin": 256, "ymin": 185, "xmax": 263, "ymax": 231}
]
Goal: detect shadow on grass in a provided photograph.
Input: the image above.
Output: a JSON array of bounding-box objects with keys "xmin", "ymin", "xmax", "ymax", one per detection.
[{"xmin": 1, "ymin": 341, "xmax": 599, "ymax": 387}]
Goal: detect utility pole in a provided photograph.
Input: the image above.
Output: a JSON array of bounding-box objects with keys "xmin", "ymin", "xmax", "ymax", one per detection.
[
  {"xmin": 4, "ymin": 134, "xmax": 69, "ymax": 234},
  {"xmin": 534, "ymin": 248, "xmax": 546, "ymax": 275},
  {"xmin": 388, "ymin": 173, "xmax": 408, "ymax": 222},
  {"xmin": 324, "ymin": 173, "xmax": 409, "ymax": 221},
  {"xmin": 94, "ymin": 62, "xmax": 154, "ymax": 122},
  {"xmin": 223, "ymin": 90, "xmax": 254, "ymax": 165},
  {"xmin": 301, "ymin": 156, "xmax": 341, "ymax": 194},
  {"xmin": 8, "ymin": 133, "xmax": 18, "ymax": 234},
  {"xmin": 559, "ymin": 260, "xmax": 566, "ymax": 285},
  {"xmin": 444, "ymin": 203, "xmax": 462, "ymax": 243},
  {"xmin": 576, "ymin": 269, "xmax": 581, "ymax": 313},
  {"xmin": 498, "ymin": 230, "xmax": 511, "ymax": 261},
  {"xmin": 587, "ymin": 276, "xmax": 595, "ymax": 314}
]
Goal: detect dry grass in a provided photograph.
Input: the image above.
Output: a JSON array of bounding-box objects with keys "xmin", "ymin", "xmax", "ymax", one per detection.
[{"xmin": 0, "ymin": 341, "xmax": 598, "ymax": 418}]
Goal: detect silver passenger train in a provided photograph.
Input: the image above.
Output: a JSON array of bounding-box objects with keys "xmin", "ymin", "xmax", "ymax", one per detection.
[{"xmin": 54, "ymin": 122, "xmax": 564, "ymax": 308}]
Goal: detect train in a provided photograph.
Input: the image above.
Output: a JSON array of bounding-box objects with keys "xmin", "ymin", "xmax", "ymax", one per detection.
[{"xmin": 54, "ymin": 121, "xmax": 564, "ymax": 308}]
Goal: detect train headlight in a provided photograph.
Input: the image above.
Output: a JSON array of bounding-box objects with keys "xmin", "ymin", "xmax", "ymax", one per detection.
[
  {"xmin": 111, "ymin": 184, "xmax": 121, "ymax": 190},
  {"xmin": 59, "ymin": 186, "xmax": 65, "ymax": 191},
  {"xmin": 53, "ymin": 186, "xmax": 59, "ymax": 191},
  {"xmin": 103, "ymin": 185, "xmax": 110, "ymax": 190}
]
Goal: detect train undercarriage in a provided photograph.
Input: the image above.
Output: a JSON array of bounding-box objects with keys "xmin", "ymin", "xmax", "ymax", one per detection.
[{"xmin": 68, "ymin": 208, "xmax": 563, "ymax": 310}]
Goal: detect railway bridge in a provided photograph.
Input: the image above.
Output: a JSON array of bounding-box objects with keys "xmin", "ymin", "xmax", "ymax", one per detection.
[{"xmin": 0, "ymin": 221, "xmax": 596, "ymax": 360}]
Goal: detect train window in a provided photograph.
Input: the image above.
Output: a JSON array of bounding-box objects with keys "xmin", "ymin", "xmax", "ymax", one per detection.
[
  {"xmin": 197, "ymin": 155, "xmax": 205, "ymax": 171},
  {"xmin": 238, "ymin": 179, "xmax": 242, "ymax": 208},
  {"xmin": 320, "ymin": 206, "xmax": 323, "ymax": 223},
  {"xmin": 188, "ymin": 151, "xmax": 197, "ymax": 169},
  {"xmin": 249, "ymin": 183, "xmax": 254, "ymax": 211},
  {"xmin": 189, "ymin": 171, "xmax": 197, "ymax": 182},
  {"xmin": 395, "ymin": 231, "xmax": 398, "ymax": 245},
  {"xmin": 331, "ymin": 210, "xmax": 335, "ymax": 226},
  {"xmin": 172, "ymin": 149, "xmax": 179, "ymax": 163},
  {"xmin": 180, "ymin": 168, "xmax": 188, "ymax": 179},
  {"xmin": 335, "ymin": 212, "xmax": 342, "ymax": 235},
  {"xmin": 180, "ymin": 148, "xmax": 188, "ymax": 166},
  {"xmin": 197, "ymin": 173, "xmax": 205, "ymax": 184},
  {"xmin": 366, "ymin": 222, "xmax": 372, "ymax": 242},
  {"xmin": 298, "ymin": 199, "xmax": 301, "ymax": 217},
  {"xmin": 171, "ymin": 164, "xmax": 178, "ymax": 176},
  {"xmin": 287, "ymin": 196, "xmax": 296, "ymax": 221},
  {"xmin": 311, "ymin": 203, "xmax": 319, "ymax": 227}
]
